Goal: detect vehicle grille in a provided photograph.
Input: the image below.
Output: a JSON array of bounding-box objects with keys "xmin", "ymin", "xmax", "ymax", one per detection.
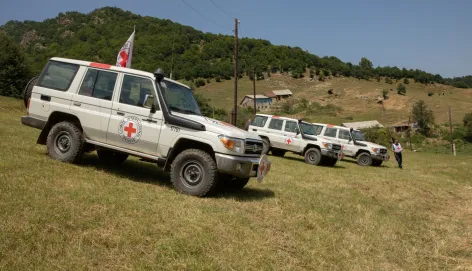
[
  {"xmin": 332, "ymin": 144, "xmax": 342, "ymax": 151},
  {"xmin": 245, "ymin": 140, "xmax": 263, "ymax": 155},
  {"xmin": 380, "ymin": 149, "xmax": 387, "ymax": 154}
]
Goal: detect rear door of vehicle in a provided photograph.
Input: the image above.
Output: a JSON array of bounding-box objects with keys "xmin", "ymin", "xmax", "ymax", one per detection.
[
  {"xmin": 70, "ymin": 67, "xmax": 118, "ymax": 142},
  {"xmin": 106, "ymin": 73, "xmax": 163, "ymax": 156}
]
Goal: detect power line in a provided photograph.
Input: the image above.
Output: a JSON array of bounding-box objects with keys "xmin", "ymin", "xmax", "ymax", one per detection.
[
  {"xmin": 180, "ymin": 0, "xmax": 227, "ymax": 30},
  {"xmin": 209, "ymin": 0, "xmax": 233, "ymax": 18}
]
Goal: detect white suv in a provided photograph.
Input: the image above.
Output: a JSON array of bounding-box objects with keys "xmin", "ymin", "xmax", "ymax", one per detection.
[
  {"xmin": 21, "ymin": 57, "xmax": 271, "ymax": 196},
  {"xmin": 313, "ymin": 123, "xmax": 390, "ymax": 166},
  {"xmin": 247, "ymin": 114, "xmax": 343, "ymax": 166}
]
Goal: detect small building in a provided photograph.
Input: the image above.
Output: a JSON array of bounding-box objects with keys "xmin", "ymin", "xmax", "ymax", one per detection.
[
  {"xmin": 265, "ymin": 89, "xmax": 293, "ymax": 101},
  {"xmin": 240, "ymin": 95, "xmax": 272, "ymax": 111},
  {"xmin": 341, "ymin": 120, "xmax": 384, "ymax": 130},
  {"xmin": 392, "ymin": 120, "xmax": 414, "ymax": 133}
]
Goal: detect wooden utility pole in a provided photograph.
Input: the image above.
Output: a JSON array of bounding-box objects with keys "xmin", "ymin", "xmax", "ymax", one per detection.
[
  {"xmin": 253, "ymin": 66, "xmax": 256, "ymax": 115},
  {"xmin": 407, "ymin": 114, "xmax": 413, "ymax": 151},
  {"xmin": 232, "ymin": 18, "xmax": 239, "ymax": 125},
  {"xmin": 448, "ymin": 105, "xmax": 454, "ymax": 154}
]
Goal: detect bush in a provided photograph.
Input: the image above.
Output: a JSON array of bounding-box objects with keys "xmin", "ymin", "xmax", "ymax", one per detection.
[
  {"xmin": 385, "ymin": 78, "xmax": 393, "ymax": 84},
  {"xmin": 428, "ymin": 92, "xmax": 434, "ymax": 97},
  {"xmin": 382, "ymin": 89, "xmax": 389, "ymax": 100},
  {"xmin": 206, "ymin": 79, "xmax": 211, "ymax": 84},
  {"xmin": 397, "ymin": 83, "xmax": 407, "ymax": 95},
  {"xmin": 362, "ymin": 127, "xmax": 392, "ymax": 147},
  {"xmin": 215, "ymin": 77, "xmax": 221, "ymax": 82},
  {"xmin": 195, "ymin": 78, "xmax": 206, "ymax": 87},
  {"xmin": 412, "ymin": 133, "xmax": 426, "ymax": 144},
  {"xmin": 319, "ymin": 71, "xmax": 325, "ymax": 81},
  {"xmin": 403, "ymin": 78, "xmax": 410, "ymax": 84}
]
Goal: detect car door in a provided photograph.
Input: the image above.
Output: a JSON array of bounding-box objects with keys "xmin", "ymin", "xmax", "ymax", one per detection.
[
  {"xmin": 322, "ymin": 126, "xmax": 339, "ymax": 145},
  {"xmin": 337, "ymin": 129, "xmax": 357, "ymax": 156},
  {"xmin": 70, "ymin": 68, "xmax": 117, "ymax": 142},
  {"xmin": 282, "ymin": 120, "xmax": 301, "ymax": 151},
  {"xmin": 266, "ymin": 118, "xmax": 285, "ymax": 149},
  {"xmin": 106, "ymin": 73, "xmax": 163, "ymax": 156}
]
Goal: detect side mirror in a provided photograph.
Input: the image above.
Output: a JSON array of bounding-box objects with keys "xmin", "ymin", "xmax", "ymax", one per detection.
[{"xmin": 143, "ymin": 94, "xmax": 156, "ymax": 113}]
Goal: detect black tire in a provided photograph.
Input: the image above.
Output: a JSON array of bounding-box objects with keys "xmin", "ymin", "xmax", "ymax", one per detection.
[
  {"xmin": 218, "ymin": 173, "xmax": 250, "ymax": 192},
  {"xmin": 23, "ymin": 76, "xmax": 39, "ymax": 108},
  {"xmin": 322, "ymin": 157, "xmax": 338, "ymax": 167},
  {"xmin": 170, "ymin": 149, "xmax": 218, "ymax": 197},
  {"xmin": 46, "ymin": 121, "xmax": 85, "ymax": 163},
  {"xmin": 262, "ymin": 138, "xmax": 270, "ymax": 155},
  {"xmin": 304, "ymin": 148, "xmax": 322, "ymax": 165},
  {"xmin": 271, "ymin": 149, "xmax": 286, "ymax": 157},
  {"xmin": 357, "ymin": 152, "xmax": 373, "ymax": 166},
  {"xmin": 97, "ymin": 148, "xmax": 129, "ymax": 165},
  {"xmin": 372, "ymin": 160, "xmax": 383, "ymax": 167}
]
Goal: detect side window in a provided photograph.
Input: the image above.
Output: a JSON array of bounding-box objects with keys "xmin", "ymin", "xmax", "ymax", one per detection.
[
  {"xmin": 313, "ymin": 125, "xmax": 324, "ymax": 135},
  {"xmin": 268, "ymin": 119, "xmax": 284, "ymax": 131},
  {"xmin": 120, "ymin": 75, "xmax": 155, "ymax": 108},
  {"xmin": 284, "ymin": 121, "xmax": 298, "ymax": 133},
  {"xmin": 324, "ymin": 128, "xmax": 338, "ymax": 138},
  {"xmin": 37, "ymin": 61, "xmax": 79, "ymax": 91},
  {"xmin": 339, "ymin": 130, "xmax": 351, "ymax": 140},
  {"xmin": 78, "ymin": 69, "xmax": 117, "ymax": 101},
  {"xmin": 252, "ymin": 116, "xmax": 268, "ymax": 127}
]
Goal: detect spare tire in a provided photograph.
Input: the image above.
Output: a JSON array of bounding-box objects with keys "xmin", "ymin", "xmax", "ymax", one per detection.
[{"xmin": 23, "ymin": 76, "xmax": 39, "ymax": 108}]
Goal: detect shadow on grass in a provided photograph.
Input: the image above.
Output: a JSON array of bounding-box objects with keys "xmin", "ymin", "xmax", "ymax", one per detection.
[
  {"xmin": 217, "ymin": 187, "xmax": 275, "ymax": 201},
  {"xmin": 281, "ymin": 156, "xmax": 346, "ymax": 169},
  {"xmin": 339, "ymin": 158, "xmax": 390, "ymax": 168}
]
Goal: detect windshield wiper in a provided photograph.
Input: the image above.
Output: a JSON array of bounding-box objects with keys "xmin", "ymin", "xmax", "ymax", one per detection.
[{"xmin": 169, "ymin": 106, "xmax": 199, "ymax": 115}]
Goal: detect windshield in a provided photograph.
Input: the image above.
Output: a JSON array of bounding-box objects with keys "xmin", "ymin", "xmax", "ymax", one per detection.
[
  {"xmin": 299, "ymin": 122, "xmax": 317, "ymax": 135},
  {"xmin": 352, "ymin": 130, "xmax": 366, "ymax": 141},
  {"xmin": 158, "ymin": 80, "xmax": 201, "ymax": 115}
]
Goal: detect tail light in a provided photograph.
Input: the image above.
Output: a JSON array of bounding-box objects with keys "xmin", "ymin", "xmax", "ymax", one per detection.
[{"xmin": 27, "ymin": 98, "xmax": 31, "ymax": 115}]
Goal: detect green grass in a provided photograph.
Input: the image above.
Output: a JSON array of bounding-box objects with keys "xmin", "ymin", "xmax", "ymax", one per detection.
[
  {"xmin": 196, "ymin": 75, "xmax": 472, "ymax": 126},
  {"xmin": 1, "ymin": 96, "xmax": 472, "ymax": 270}
]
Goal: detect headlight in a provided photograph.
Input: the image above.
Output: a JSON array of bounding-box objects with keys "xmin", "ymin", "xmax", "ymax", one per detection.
[
  {"xmin": 218, "ymin": 135, "xmax": 245, "ymax": 154},
  {"xmin": 322, "ymin": 142, "xmax": 333, "ymax": 149},
  {"xmin": 372, "ymin": 148, "xmax": 380, "ymax": 153}
]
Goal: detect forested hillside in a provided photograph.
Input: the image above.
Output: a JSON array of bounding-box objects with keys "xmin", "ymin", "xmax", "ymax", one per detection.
[{"xmin": 1, "ymin": 7, "xmax": 471, "ymax": 88}]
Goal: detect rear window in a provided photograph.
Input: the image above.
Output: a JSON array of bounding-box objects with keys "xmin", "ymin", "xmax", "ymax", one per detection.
[
  {"xmin": 37, "ymin": 61, "xmax": 79, "ymax": 91},
  {"xmin": 252, "ymin": 115, "xmax": 268, "ymax": 127}
]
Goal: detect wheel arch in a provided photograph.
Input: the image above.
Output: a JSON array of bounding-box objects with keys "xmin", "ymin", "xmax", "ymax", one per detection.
[
  {"xmin": 355, "ymin": 149, "xmax": 371, "ymax": 158},
  {"xmin": 303, "ymin": 144, "xmax": 321, "ymax": 155},
  {"xmin": 164, "ymin": 137, "xmax": 215, "ymax": 172},
  {"xmin": 37, "ymin": 112, "xmax": 83, "ymax": 145}
]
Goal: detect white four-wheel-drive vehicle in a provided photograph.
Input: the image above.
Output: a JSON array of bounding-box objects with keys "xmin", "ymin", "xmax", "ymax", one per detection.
[
  {"xmin": 21, "ymin": 57, "xmax": 271, "ymax": 196},
  {"xmin": 247, "ymin": 114, "xmax": 343, "ymax": 166},
  {"xmin": 312, "ymin": 123, "xmax": 390, "ymax": 166}
]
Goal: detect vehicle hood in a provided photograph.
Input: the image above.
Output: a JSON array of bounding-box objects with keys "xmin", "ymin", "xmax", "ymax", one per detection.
[
  {"xmin": 173, "ymin": 113, "xmax": 262, "ymax": 141},
  {"xmin": 359, "ymin": 141, "xmax": 387, "ymax": 149}
]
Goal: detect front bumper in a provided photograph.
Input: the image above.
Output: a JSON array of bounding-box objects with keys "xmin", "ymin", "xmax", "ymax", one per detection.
[
  {"xmin": 372, "ymin": 153, "xmax": 390, "ymax": 161},
  {"xmin": 321, "ymin": 149, "xmax": 342, "ymax": 160},
  {"xmin": 21, "ymin": 116, "xmax": 46, "ymax": 130},
  {"xmin": 215, "ymin": 153, "xmax": 260, "ymax": 178}
]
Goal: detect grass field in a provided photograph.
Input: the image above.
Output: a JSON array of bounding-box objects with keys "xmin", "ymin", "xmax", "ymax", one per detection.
[
  {"xmin": 196, "ymin": 74, "xmax": 472, "ymax": 126},
  {"xmin": 1, "ymin": 96, "xmax": 472, "ymax": 270}
]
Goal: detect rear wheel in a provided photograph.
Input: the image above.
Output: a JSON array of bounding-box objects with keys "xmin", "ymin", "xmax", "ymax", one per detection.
[
  {"xmin": 218, "ymin": 173, "xmax": 250, "ymax": 192},
  {"xmin": 372, "ymin": 160, "xmax": 383, "ymax": 167},
  {"xmin": 170, "ymin": 149, "xmax": 218, "ymax": 197},
  {"xmin": 46, "ymin": 121, "xmax": 84, "ymax": 163},
  {"xmin": 271, "ymin": 149, "xmax": 286, "ymax": 157},
  {"xmin": 304, "ymin": 148, "xmax": 322, "ymax": 165},
  {"xmin": 97, "ymin": 148, "xmax": 129, "ymax": 165},
  {"xmin": 357, "ymin": 152, "xmax": 373, "ymax": 166}
]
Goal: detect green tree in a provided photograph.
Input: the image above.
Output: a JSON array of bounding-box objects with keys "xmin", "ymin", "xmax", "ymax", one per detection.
[
  {"xmin": 397, "ymin": 83, "xmax": 407, "ymax": 95},
  {"xmin": 0, "ymin": 32, "xmax": 31, "ymax": 98},
  {"xmin": 359, "ymin": 57, "xmax": 373, "ymax": 70},
  {"xmin": 412, "ymin": 100, "xmax": 435, "ymax": 136},
  {"xmin": 463, "ymin": 112, "xmax": 472, "ymax": 127},
  {"xmin": 403, "ymin": 78, "xmax": 409, "ymax": 84}
]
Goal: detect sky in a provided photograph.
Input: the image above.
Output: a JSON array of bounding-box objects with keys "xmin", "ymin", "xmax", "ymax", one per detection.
[{"xmin": 1, "ymin": 0, "xmax": 471, "ymax": 78}]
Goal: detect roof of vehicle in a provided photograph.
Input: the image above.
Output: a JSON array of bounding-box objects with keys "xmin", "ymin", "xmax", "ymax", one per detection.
[
  {"xmin": 50, "ymin": 57, "xmax": 190, "ymax": 89},
  {"xmin": 313, "ymin": 122, "xmax": 361, "ymax": 132},
  {"xmin": 255, "ymin": 114, "xmax": 312, "ymax": 124}
]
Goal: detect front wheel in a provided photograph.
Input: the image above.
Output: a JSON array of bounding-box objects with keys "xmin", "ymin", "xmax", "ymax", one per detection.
[
  {"xmin": 170, "ymin": 149, "xmax": 218, "ymax": 197},
  {"xmin": 357, "ymin": 152, "xmax": 373, "ymax": 166},
  {"xmin": 304, "ymin": 148, "xmax": 322, "ymax": 165}
]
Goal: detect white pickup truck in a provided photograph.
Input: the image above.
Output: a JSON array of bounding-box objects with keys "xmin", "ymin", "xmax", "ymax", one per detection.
[
  {"xmin": 247, "ymin": 114, "xmax": 343, "ymax": 166},
  {"xmin": 312, "ymin": 123, "xmax": 390, "ymax": 166},
  {"xmin": 21, "ymin": 57, "xmax": 271, "ymax": 196}
]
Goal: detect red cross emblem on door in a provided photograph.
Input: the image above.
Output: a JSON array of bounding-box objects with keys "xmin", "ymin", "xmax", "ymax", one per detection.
[
  {"xmin": 124, "ymin": 122, "xmax": 137, "ymax": 138},
  {"xmin": 286, "ymin": 138, "xmax": 292, "ymax": 144}
]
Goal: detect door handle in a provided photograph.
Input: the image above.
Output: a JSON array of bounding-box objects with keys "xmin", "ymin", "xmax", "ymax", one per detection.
[
  {"xmin": 252, "ymin": 129, "xmax": 257, "ymax": 131},
  {"xmin": 117, "ymin": 112, "xmax": 125, "ymax": 116},
  {"xmin": 41, "ymin": 95, "xmax": 51, "ymax": 101},
  {"xmin": 142, "ymin": 118, "xmax": 157, "ymax": 123},
  {"xmin": 73, "ymin": 102, "xmax": 81, "ymax": 106}
]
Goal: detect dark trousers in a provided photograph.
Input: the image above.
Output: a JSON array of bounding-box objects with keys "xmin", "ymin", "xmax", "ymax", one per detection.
[{"xmin": 394, "ymin": 152, "xmax": 403, "ymax": 168}]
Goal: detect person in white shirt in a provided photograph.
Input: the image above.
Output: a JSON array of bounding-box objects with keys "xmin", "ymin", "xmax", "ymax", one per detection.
[{"xmin": 392, "ymin": 139, "xmax": 403, "ymax": 169}]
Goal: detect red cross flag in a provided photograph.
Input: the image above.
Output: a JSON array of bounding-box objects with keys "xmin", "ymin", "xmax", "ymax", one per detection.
[{"xmin": 116, "ymin": 28, "xmax": 135, "ymax": 68}]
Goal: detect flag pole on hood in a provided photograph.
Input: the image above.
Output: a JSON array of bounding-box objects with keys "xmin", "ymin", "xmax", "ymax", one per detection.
[{"xmin": 116, "ymin": 26, "xmax": 135, "ymax": 68}]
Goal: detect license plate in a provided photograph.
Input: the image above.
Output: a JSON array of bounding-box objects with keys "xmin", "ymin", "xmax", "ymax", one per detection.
[{"xmin": 257, "ymin": 154, "xmax": 271, "ymax": 183}]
